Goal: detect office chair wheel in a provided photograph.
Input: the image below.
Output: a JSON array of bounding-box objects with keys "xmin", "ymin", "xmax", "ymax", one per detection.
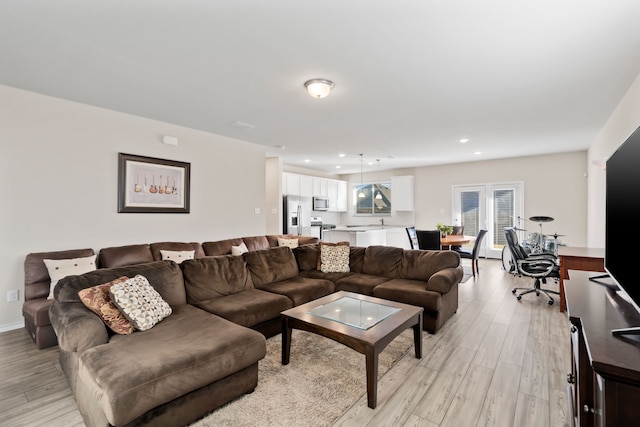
[
  {"xmin": 516, "ymin": 295, "xmax": 522, "ymax": 301},
  {"xmin": 548, "ymin": 300, "xmax": 554, "ymax": 305},
  {"xmin": 512, "ymin": 289, "xmax": 517, "ymax": 294}
]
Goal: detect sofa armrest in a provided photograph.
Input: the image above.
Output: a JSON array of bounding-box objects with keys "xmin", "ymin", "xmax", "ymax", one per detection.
[
  {"xmin": 49, "ymin": 301, "xmax": 109, "ymax": 353},
  {"xmin": 425, "ymin": 266, "xmax": 463, "ymax": 294}
]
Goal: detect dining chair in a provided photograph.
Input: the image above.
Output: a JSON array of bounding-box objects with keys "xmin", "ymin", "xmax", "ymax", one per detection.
[
  {"xmin": 450, "ymin": 225, "xmax": 464, "ymax": 250},
  {"xmin": 416, "ymin": 230, "xmax": 442, "ymax": 250},
  {"xmin": 455, "ymin": 229, "xmax": 487, "ymax": 277},
  {"xmin": 405, "ymin": 227, "xmax": 419, "ymax": 250}
]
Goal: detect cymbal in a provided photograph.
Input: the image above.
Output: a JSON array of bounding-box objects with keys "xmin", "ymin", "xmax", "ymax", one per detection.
[
  {"xmin": 549, "ymin": 233, "xmax": 566, "ymax": 238},
  {"xmin": 529, "ymin": 216, "xmax": 554, "ymax": 222},
  {"xmin": 514, "ymin": 227, "xmax": 528, "ymax": 231}
]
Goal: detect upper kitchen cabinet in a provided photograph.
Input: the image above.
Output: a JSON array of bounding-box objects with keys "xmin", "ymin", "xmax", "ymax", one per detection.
[
  {"xmin": 336, "ymin": 180, "xmax": 348, "ymax": 212},
  {"xmin": 312, "ymin": 177, "xmax": 328, "ymax": 197},
  {"xmin": 283, "ymin": 172, "xmax": 313, "ymax": 197},
  {"xmin": 391, "ymin": 176, "xmax": 414, "ymax": 211}
]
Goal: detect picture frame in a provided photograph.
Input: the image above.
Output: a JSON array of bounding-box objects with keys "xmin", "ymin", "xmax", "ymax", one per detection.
[{"xmin": 118, "ymin": 153, "xmax": 190, "ymax": 213}]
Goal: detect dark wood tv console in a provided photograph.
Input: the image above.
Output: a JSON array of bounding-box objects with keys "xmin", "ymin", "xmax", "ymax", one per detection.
[{"xmin": 565, "ymin": 270, "xmax": 640, "ymax": 427}]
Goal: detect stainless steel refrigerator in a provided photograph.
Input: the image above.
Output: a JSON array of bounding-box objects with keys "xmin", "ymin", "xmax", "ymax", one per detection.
[{"xmin": 283, "ymin": 196, "xmax": 312, "ymax": 236}]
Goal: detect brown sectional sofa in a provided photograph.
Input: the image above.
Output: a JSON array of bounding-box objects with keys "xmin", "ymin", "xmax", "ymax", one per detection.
[{"xmin": 41, "ymin": 235, "xmax": 461, "ymax": 427}]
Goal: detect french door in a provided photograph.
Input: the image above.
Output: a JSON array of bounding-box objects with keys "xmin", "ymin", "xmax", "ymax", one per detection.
[{"xmin": 453, "ymin": 182, "xmax": 524, "ymax": 259}]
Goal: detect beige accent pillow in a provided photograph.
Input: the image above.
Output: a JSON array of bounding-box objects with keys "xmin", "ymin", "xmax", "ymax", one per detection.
[
  {"xmin": 278, "ymin": 237, "xmax": 299, "ymax": 248},
  {"xmin": 110, "ymin": 275, "xmax": 172, "ymax": 331},
  {"xmin": 231, "ymin": 242, "xmax": 248, "ymax": 256},
  {"xmin": 78, "ymin": 276, "xmax": 134, "ymax": 335},
  {"xmin": 160, "ymin": 249, "xmax": 195, "ymax": 264},
  {"xmin": 319, "ymin": 242, "xmax": 350, "ymax": 273},
  {"xmin": 44, "ymin": 255, "xmax": 97, "ymax": 299}
]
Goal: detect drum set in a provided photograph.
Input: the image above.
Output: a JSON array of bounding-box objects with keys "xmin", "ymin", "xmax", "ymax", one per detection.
[{"xmin": 501, "ymin": 215, "xmax": 565, "ymax": 273}]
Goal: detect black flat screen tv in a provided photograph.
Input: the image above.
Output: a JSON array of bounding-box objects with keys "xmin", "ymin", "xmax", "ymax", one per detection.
[{"xmin": 606, "ymin": 125, "xmax": 640, "ymax": 336}]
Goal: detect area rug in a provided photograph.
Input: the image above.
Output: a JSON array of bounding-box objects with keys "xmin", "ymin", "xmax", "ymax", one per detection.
[{"xmin": 191, "ymin": 328, "xmax": 414, "ymax": 427}]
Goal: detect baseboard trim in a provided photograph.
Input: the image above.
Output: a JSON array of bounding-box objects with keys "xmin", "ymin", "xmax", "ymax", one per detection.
[{"xmin": 0, "ymin": 320, "xmax": 25, "ymax": 333}]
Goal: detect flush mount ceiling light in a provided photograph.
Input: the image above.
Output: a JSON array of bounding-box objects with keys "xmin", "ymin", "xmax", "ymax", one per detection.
[{"xmin": 304, "ymin": 79, "xmax": 335, "ymax": 98}]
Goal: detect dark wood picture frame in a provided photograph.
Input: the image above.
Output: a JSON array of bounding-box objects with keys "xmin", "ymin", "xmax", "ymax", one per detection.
[{"xmin": 118, "ymin": 153, "xmax": 190, "ymax": 213}]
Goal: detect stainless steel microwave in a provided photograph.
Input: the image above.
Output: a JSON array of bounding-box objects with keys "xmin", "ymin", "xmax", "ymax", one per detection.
[{"xmin": 313, "ymin": 197, "xmax": 329, "ymax": 211}]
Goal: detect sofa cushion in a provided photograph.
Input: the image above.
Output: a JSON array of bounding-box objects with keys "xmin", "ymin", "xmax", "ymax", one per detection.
[
  {"xmin": 150, "ymin": 242, "xmax": 205, "ymax": 260},
  {"xmin": 242, "ymin": 235, "xmax": 271, "ymax": 251},
  {"xmin": 298, "ymin": 269, "xmax": 352, "ymax": 283},
  {"xmin": 348, "ymin": 246, "xmax": 367, "ymax": 273},
  {"xmin": 98, "ymin": 244, "xmax": 154, "ymax": 268},
  {"xmin": 293, "ymin": 244, "xmax": 319, "ymax": 271},
  {"xmin": 194, "ymin": 288, "xmax": 292, "ymax": 327},
  {"xmin": 243, "ymin": 246, "xmax": 299, "ymax": 287},
  {"xmin": 78, "ymin": 276, "xmax": 134, "ymax": 335},
  {"xmin": 202, "ymin": 238, "xmax": 245, "ymax": 256},
  {"xmin": 397, "ymin": 249, "xmax": 461, "ymax": 281},
  {"xmin": 77, "ymin": 304, "xmax": 266, "ymax": 426},
  {"xmin": 334, "ymin": 273, "xmax": 391, "ymax": 296},
  {"xmin": 55, "ymin": 260, "xmax": 187, "ymax": 306},
  {"xmin": 361, "ymin": 246, "xmax": 404, "ymax": 278},
  {"xmin": 258, "ymin": 276, "xmax": 335, "ymax": 306},
  {"xmin": 22, "ymin": 298, "xmax": 53, "ymax": 326},
  {"xmin": 373, "ymin": 279, "xmax": 442, "ymax": 312},
  {"xmin": 181, "ymin": 255, "xmax": 253, "ymax": 304},
  {"xmin": 266, "ymin": 234, "xmax": 319, "ymax": 247},
  {"xmin": 24, "ymin": 248, "xmax": 95, "ymax": 301},
  {"xmin": 110, "ymin": 275, "xmax": 173, "ymax": 331}
]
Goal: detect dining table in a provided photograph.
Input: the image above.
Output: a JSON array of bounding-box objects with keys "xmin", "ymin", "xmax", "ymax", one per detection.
[{"xmin": 441, "ymin": 234, "xmax": 474, "ymax": 249}]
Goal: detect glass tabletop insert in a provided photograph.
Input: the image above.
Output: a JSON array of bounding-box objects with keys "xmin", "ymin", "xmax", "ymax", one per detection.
[{"xmin": 308, "ymin": 296, "xmax": 401, "ymax": 330}]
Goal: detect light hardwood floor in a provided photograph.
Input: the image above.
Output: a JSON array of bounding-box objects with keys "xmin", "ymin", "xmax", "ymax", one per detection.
[{"xmin": 0, "ymin": 259, "xmax": 571, "ymax": 427}]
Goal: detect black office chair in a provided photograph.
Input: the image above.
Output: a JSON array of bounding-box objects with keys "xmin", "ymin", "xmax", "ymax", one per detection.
[
  {"xmin": 416, "ymin": 230, "xmax": 442, "ymax": 250},
  {"xmin": 456, "ymin": 229, "xmax": 487, "ymax": 277},
  {"xmin": 505, "ymin": 227, "xmax": 560, "ymax": 305},
  {"xmin": 406, "ymin": 227, "xmax": 419, "ymax": 250}
]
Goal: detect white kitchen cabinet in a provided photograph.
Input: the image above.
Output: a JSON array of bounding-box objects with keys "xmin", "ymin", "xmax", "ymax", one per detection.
[
  {"xmin": 282, "ymin": 172, "xmax": 299, "ymax": 196},
  {"xmin": 336, "ymin": 180, "xmax": 348, "ymax": 212},
  {"xmin": 313, "ymin": 178, "xmax": 328, "ymax": 197},
  {"xmin": 392, "ymin": 176, "xmax": 414, "ymax": 211},
  {"xmin": 327, "ymin": 180, "xmax": 338, "ymax": 211},
  {"xmin": 299, "ymin": 175, "xmax": 313, "ymax": 197}
]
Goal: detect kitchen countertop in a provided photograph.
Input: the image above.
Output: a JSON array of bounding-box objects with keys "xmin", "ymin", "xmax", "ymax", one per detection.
[{"xmin": 329, "ymin": 225, "xmax": 411, "ymax": 232}]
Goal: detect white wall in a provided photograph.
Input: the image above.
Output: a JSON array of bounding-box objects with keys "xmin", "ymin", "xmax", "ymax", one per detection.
[
  {"xmin": 0, "ymin": 85, "xmax": 267, "ymax": 329},
  {"xmin": 412, "ymin": 152, "xmax": 588, "ymax": 247},
  {"xmin": 588, "ymin": 72, "xmax": 640, "ymax": 247}
]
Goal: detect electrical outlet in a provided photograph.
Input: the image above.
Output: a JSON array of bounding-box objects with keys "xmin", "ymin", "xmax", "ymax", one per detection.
[{"xmin": 6, "ymin": 289, "xmax": 19, "ymax": 303}]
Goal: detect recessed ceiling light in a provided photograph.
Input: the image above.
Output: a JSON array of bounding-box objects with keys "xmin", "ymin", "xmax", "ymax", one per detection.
[
  {"xmin": 460, "ymin": 138, "xmax": 469, "ymax": 143},
  {"xmin": 338, "ymin": 153, "xmax": 346, "ymax": 157},
  {"xmin": 368, "ymin": 161, "xmax": 374, "ymax": 165},
  {"xmin": 474, "ymin": 151, "xmax": 482, "ymax": 155},
  {"xmin": 304, "ymin": 159, "xmax": 310, "ymax": 163},
  {"xmin": 335, "ymin": 165, "xmax": 341, "ymax": 169}
]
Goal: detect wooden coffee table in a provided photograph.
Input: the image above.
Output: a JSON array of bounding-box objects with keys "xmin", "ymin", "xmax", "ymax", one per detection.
[{"xmin": 281, "ymin": 291, "xmax": 423, "ymax": 409}]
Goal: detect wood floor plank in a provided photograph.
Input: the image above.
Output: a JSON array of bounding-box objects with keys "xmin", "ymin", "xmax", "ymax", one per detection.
[
  {"xmin": 471, "ymin": 322, "xmax": 509, "ymax": 370},
  {"xmin": 476, "ymin": 360, "xmax": 522, "ymax": 427},
  {"xmin": 402, "ymin": 414, "xmax": 439, "ymax": 427},
  {"xmin": 520, "ymin": 334, "xmax": 550, "ymax": 401},
  {"xmin": 514, "ymin": 392, "xmax": 550, "ymax": 427},
  {"xmin": 439, "ymin": 363, "xmax": 494, "ymax": 427}
]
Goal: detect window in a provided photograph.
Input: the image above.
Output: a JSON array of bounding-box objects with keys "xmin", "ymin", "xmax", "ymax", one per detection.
[{"xmin": 354, "ymin": 182, "xmax": 391, "ymax": 215}]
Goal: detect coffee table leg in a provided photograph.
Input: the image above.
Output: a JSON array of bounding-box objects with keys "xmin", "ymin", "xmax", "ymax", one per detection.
[
  {"xmin": 282, "ymin": 317, "xmax": 292, "ymax": 365},
  {"xmin": 413, "ymin": 313, "xmax": 423, "ymax": 358},
  {"xmin": 365, "ymin": 346, "xmax": 378, "ymax": 409}
]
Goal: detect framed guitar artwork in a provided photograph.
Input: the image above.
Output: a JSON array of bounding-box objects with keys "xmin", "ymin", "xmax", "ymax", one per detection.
[{"xmin": 118, "ymin": 153, "xmax": 191, "ymax": 213}]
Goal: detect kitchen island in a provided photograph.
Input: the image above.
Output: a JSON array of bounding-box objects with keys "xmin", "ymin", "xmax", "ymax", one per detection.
[{"xmin": 322, "ymin": 226, "xmax": 411, "ymax": 249}]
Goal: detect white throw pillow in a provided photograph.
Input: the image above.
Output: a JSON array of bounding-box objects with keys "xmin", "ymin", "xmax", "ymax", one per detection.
[
  {"xmin": 44, "ymin": 255, "xmax": 97, "ymax": 299},
  {"xmin": 160, "ymin": 249, "xmax": 195, "ymax": 264},
  {"xmin": 231, "ymin": 242, "xmax": 249, "ymax": 256},
  {"xmin": 110, "ymin": 275, "xmax": 172, "ymax": 331},
  {"xmin": 278, "ymin": 237, "xmax": 299, "ymax": 249}
]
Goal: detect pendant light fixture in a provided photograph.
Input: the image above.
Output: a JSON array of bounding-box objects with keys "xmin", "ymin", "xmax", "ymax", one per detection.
[
  {"xmin": 357, "ymin": 154, "xmax": 366, "ymax": 198},
  {"xmin": 375, "ymin": 159, "xmax": 383, "ymax": 200}
]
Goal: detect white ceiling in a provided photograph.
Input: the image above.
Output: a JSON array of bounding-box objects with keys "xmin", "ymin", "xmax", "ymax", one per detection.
[{"xmin": 1, "ymin": 1, "xmax": 640, "ymax": 174}]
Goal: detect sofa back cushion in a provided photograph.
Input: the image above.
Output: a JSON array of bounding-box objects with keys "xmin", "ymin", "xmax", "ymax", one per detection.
[
  {"xmin": 361, "ymin": 246, "xmax": 404, "ymax": 278},
  {"xmin": 243, "ymin": 246, "xmax": 299, "ymax": 287},
  {"xmin": 242, "ymin": 236, "xmax": 271, "ymax": 251},
  {"xmin": 181, "ymin": 255, "xmax": 253, "ymax": 303},
  {"xmin": 98, "ymin": 244, "xmax": 154, "ymax": 269},
  {"xmin": 348, "ymin": 247, "xmax": 367, "ymax": 273},
  {"xmin": 397, "ymin": 249, "xmax": 461, "ymax": 280},
  {"xmin": 150, "ymin": 242, "xmax": 205, "ymax": 261},
  {"xmin": 266, "ymin": 234, "xmax": 320, "ymax": 248},
  {"xmin": 202, "ymin": 238, "xmax": 245, "ymax": 256},
  {"xmin": 24, "ymin": 248, "xmax": 95, "ymax": 301},
  {"xmin": 54, "ymin": 260, "xmax": 187, "ymax": 306}
]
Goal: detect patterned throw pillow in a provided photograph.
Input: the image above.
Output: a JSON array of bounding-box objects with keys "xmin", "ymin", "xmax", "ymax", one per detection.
[
  {"xmin": 44, "ymin": 255, "xmax": 97, "ymax": 299},
  {"xmin": 231, "ymin": 242, "xmax": 248, "ymax": 256},
  {"xmin": 110, "ymin": 275, "xmax": 172, "ymax": 331},
  {"xmin": 160, "ymin": 249, "xmax": 195, "ymax": 264},
  {"xmin": 320, "ymin": 242, "xmax": 350, "ymax": 273},
  {"xmin": 78, "ymin": 276, "xmax": 134, "ymax": 335},
  {"xmin": 278, "ymin": 237, "xmax": 299, "ymax": 248}
]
